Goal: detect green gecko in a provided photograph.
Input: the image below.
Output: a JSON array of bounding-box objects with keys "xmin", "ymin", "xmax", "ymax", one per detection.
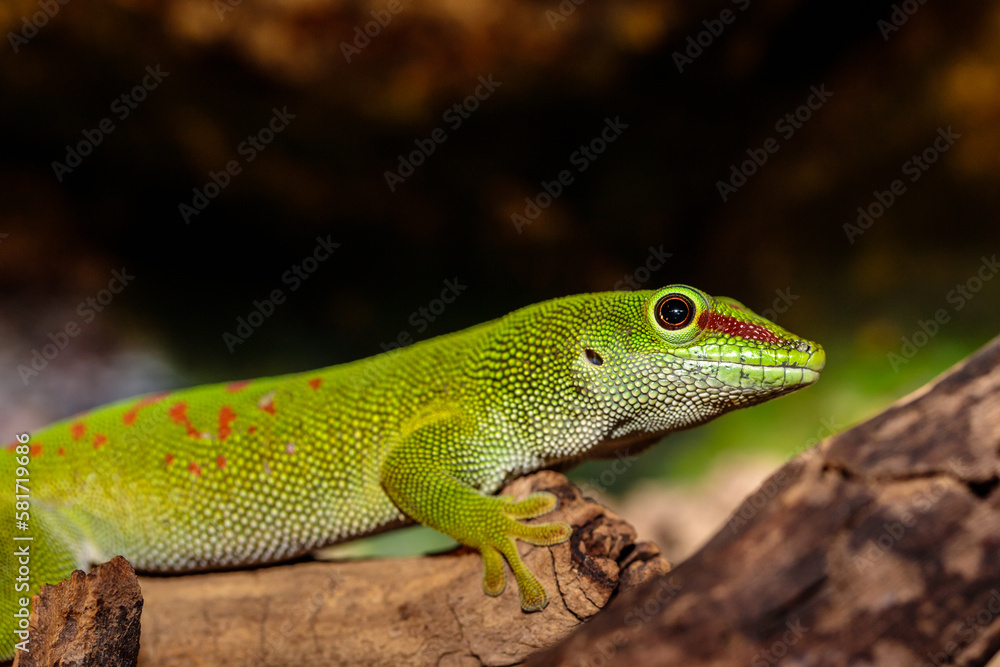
[{"xmin": 1, "ymin": 285, "xmax": 824, "ymax": 658}]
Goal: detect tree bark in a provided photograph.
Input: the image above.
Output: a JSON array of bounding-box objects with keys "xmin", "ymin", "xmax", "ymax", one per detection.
[
  {"xmin": 13, "ymin": 556, "xmax": 142, "ymax": 667},
  {"xmin": 530, "ymin": 335, "xmax": 1000, "ymax": 666},
  {"xmin": 134, "ymin": 470, "xmax": 669, "ymax": 666}
]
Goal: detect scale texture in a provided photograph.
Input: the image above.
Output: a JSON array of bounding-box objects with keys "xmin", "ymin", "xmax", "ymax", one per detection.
[{"xmin": 1, "ymin": 285, "xmax": 824, "ymax": 658}]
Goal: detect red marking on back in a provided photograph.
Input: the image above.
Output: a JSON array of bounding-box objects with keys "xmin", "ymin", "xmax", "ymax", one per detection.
[
  {"xmin": 70, "ymin": 421, "xmax": 87, "ymax": 440},
  {"xmin": 123, "ymin": 391, "xmax": 170, "ymax": 426},
  {"xmin": 188, "ymin": 462, "xmax": 202, "ymax": 476},
  {"xmin": 92, "ymin": 433, "xmax": 108, "ymax": 450},
  {"xmin": 57, "ymin": 447, "xmax": 66, "ymax": 457},
  {"xmin": 216, "ymin": 455, "xmax": 227, "ymax": 469},
  {"xmin": 258, "ymin": 393, "xmax": 276, "ymax": 416},
  {"xmin": 29, "ymin": 444, "xmax": 42, "ymax": 458},
  {"xmin": 218, "ymin": 405, "xmax": 237, "ymax": 440},
  {"xmin": 165, "ymin": 453, "xmax": 175, "ymax": 465},
  {"xmin": 703, "ymin": 312, "xmax": 783, "ymax": 346},
  {"xmin": 226, "ymin": 380, "xmax": 252, "ymax": 393},
  {"xmin": 168, "ymin": 402, "xmax": 202, "ymax": 438},
  {"xmin": 308, "ymin": 378, "xmax": 322, "ymax": 390},
  {"xmin": 248, "ymin": 425, "xmax": 258, "ymax": 434}
]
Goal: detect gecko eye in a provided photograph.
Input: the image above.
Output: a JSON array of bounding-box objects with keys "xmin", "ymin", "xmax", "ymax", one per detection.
[{"xmin": 655, "ymin": 295, "xmax": 694, "ymax": 330}]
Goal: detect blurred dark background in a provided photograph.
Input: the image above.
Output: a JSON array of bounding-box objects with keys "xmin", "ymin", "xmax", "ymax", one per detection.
[{"xmin": 1, "ymin": 0, "xmax": 998, "ymax": 553}]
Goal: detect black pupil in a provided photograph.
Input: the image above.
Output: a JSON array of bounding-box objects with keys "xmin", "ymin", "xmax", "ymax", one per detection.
[{"xmin": 662, "ymin": 297, "xmax": 690, "ymax": 326}]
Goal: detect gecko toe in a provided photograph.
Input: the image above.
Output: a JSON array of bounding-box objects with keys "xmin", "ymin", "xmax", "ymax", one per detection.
[
  {"xmin": 481, "ymin": 545, "xmax": 507, "ymax": 597},
  {"xmin": 504, "ymin": 491, "xmax": 559, "ymax": 519}
]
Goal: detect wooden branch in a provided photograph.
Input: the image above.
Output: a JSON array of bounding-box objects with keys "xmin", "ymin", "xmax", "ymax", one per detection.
[
  {"xmin": 131, "ymin": 470, "xmax": 669, "ymax": 666},
  {"xmin": 14, "ymin": 556, "xmax": 142, "ymax": 667},
  {"xmin": 530, "ymin": 335, "xmax": 1000, "ymax": 666},
  {"xmin": 12, "ymin": 465, "xmax": 666, "ymax": 667}
]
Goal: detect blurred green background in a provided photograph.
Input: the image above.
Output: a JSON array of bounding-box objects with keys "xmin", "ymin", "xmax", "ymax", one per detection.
[{"xmin": 1, "ymin": 0, "xmax": 998, "ymax": 558}]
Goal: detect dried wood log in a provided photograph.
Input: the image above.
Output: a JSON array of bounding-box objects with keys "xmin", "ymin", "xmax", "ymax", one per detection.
[
  {"xmin": 530, "ymin": 335, "xmax": 1000, "ymax": 666},
  {"xmin": 133, "ymin": 470, "xmax": 669, "ymax": 666}
]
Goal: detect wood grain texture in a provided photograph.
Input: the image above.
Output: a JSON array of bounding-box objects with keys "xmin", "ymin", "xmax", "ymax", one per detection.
[{"xmin": 133, "ymin": 470, "xmax": 669, "ymax": 666}]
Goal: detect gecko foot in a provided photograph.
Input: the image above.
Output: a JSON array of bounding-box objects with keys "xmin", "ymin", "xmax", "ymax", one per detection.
[{"xmin": 479, "ymin": 491, "xmax": 572, "ymax": 611}]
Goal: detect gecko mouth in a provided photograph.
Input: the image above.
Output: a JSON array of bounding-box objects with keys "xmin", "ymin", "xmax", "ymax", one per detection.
[
  {"xmin": 707, "ymin": 346, "xmax": 825, "ymax": 391},
  {"xmin": 762, "ymin": 345, "xmax": 826, "ymax": 386},
  {"xmin": 798, "ymin": 345, "xmax": 826, "ymax": 383},
  {"xmin": 802, "ymin": 346, "xmax": 826, "ymax": 373}
]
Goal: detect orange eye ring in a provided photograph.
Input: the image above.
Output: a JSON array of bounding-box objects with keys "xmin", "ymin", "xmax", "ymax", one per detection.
[{"xmin": 655, "ymin": 294, "xmax": 695, "ymax": 330}]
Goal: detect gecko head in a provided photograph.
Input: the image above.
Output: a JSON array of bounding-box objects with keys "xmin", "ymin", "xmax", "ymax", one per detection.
[{"xmin": 573, "ymin": 284, "xmax": 825, "ymax": 435}]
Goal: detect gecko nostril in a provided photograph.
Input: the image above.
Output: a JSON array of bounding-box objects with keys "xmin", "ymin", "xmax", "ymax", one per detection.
[{"xmin": 584, "ymin": 349, "xmax": 604, "ymax": 366}]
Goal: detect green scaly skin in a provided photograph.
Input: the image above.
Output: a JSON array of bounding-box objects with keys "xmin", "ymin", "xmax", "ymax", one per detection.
[{"xmin": 1, "ymin": 285, "xmax": 824, "ymax": 658}]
